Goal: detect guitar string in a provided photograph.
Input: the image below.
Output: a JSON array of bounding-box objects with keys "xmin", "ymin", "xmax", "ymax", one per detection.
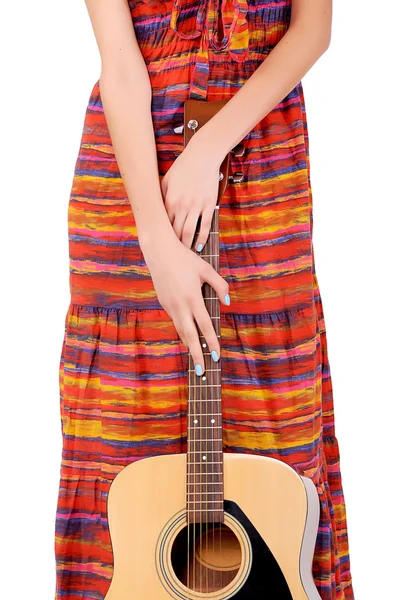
[
  {"xmin": 187, "ymin": 326, "xmax": 190, "ymax": 595},
  {"xmin": 200, "ymin": 288, "xmax": 202, "ymax": 596},
  {"xmin": 187, "ymin": 336, "xmax": 190, "ymax": 597},
  {"xmin": 209, "ymin": 211, "xmax": 216, "ymax": 596},
  {"xmin": 195, "ymin": 132, "xmax": 199, "ymax": 597},
  {"xmin": 187, "ymin": 296, "xmax": 190, "ymax": 597},
  {"xmin": 189, "ymin": 259, "xmax": 197, "ymax": 596},
  {"xmin": 216, "ymin": 207, "xmax": 221, "ymax": 592},
  {"xmin": 205, "ymin": 264, "xmax": 208, "ymax": 596},
  {"xmin": 194, "ymin": 330, "xmax": 197, "ymax": 595},
  {"xmin": 195, "ymin": 295, "xmax": 198, "ymax": 596},
  {"xmin": 215, "ymin": 208, "xmax": 219, "ymax": 597},
  {"xmin": 198, "ymin": 222, "xmax": 203, "ymax": 595},
  {"xmin": 202, "ymin": 220, "xmax": 211, "ymax": 595},
  {"xmin": 194, "ymin": 349, "xmax": 197, "ymax": 598},
  {"xmin": 210, "ymin": 209, "xmax": 216, "ymax": 592},
  {"xmin": 204, "ymin": 228, "xmax": 208, "ymax": 596},
  {"xmin": 189, "ymin": 279, "xmax": 195, "ymax": 596},
  {"xmin": 211, "ymin": 213, "xmax": 215, "ymax": 597}
]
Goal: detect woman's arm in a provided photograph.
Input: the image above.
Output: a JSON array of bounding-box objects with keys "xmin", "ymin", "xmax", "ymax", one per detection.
[
  {"xmin": 195, "ymin": 0, "xmax": 333, "ymax": 161},
  {"xmin": 85, "ymin": 0, "xmax": 171, "ymax": 238},
  {"xmin": 163, "ymin": 0, "xmax": 332, "ymax": 250},
  {"xmin": 84, "ymin": 0, "xmax": 229, "ymax": 374}
]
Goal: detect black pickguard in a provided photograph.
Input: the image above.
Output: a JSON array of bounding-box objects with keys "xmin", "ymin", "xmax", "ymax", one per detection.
[{"xmin": 223, "ymin": 499, "xmax": 293, "ymax": 598}]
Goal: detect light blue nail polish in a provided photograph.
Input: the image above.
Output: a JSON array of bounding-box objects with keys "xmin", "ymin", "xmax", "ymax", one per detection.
[
  {"xmin": 224, "ymin": 294, "xmax": 231, "ymax": 306},
  {"xmin": 195, "ymin": 364, "xmax": 204, "ymax": 376},
  {"xmin": 196, "ymin": 243, "xmax": 204, "ymax": 252},
  {"xmin": 211, "ymin": 350, "xmax": 219, "ymax": 362}
]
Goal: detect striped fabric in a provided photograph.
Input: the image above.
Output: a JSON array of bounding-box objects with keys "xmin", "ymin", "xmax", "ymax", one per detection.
[{"xmin": 54, "ymin": 0, "xmax": 355, "ymax": 598}]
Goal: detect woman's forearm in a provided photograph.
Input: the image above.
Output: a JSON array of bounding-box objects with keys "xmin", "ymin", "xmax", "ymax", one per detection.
[
  {"xmin": 192, "ymin": 0, "xmax": 333, "ymax": 161},
  {"xmin": 99, "ymin": 71, "xmax": 175, "ymax": 250}
]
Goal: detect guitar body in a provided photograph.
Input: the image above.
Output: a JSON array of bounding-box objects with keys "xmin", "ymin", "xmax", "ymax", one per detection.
[{"xmin": 104, "ymin": 453, "xmax": 321, "ymax": 600}]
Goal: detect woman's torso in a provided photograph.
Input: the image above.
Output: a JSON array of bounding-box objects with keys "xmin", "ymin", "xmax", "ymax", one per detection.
[{"xmin": 69, "ymin": 0, "xmax": 315, "ymax": 317}]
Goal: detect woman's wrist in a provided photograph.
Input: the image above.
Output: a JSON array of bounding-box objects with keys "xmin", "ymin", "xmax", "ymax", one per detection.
[
  {"xmin": 187, "ymin": 125, "xmax": 229, "ymax": 167},
  {"xmin": 138, "ymin": 216, "xmax": 177, "ymax": 257}
]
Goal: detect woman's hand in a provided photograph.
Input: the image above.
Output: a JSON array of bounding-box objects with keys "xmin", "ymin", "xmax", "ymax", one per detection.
[
  {"xmin": 140, "ymin": 230, "xmax": 230, "ymax": 376},
  {"xmin": 160, "ymin": 137, "xmax": 222, "ymax": 252}
]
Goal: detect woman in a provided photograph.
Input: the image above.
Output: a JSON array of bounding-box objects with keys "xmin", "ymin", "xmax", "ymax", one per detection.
[{"xmin": 55, "ymin": 0, "xmax": 354, "ymax": 598}]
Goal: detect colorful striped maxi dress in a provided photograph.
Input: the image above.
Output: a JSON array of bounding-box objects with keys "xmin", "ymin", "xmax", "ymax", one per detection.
[{"xmin": 54, "ymin": 0, "xmax": 355, "ymax": 598}]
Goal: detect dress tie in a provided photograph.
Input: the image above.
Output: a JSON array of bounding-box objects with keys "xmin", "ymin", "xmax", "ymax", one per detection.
[{"xmin": 169, "ymin": 0, "xmax": 249, "ymax": 99}]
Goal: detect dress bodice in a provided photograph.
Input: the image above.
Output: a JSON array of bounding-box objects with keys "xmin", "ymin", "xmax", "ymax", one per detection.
[{"xmin": 169, "ymin": 0, "xmax": 250, "ymax": 64}]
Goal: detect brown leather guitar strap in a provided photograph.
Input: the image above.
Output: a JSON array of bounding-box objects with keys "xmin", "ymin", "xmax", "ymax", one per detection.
[{"xmin": 183, "ymin": 98, "xmax": 231, "ymax": 204}]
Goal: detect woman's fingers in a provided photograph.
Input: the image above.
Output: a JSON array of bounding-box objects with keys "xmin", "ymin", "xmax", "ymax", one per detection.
[
  {"xmin": 181, "ymin": 210, "xmax": 200, "ymax": 249},
  {"xmin": 194, "ymin": 206, "xmax": 214, "ymax": 253},
  {"xmin": 193, "ymin": 301, "xmax": 221, "ymax": 364},
  {"xmin": 179, "ymin": 265, "xmax": 228, "ymax": 374},
  {"xmin": 172, "ymin": 286, "xmax": 223, "ymax": 375},
  {"xmin": 172, "ymin": 211, "xmax": 187, "ymax": 240},
  {"xmin": 174, "ymin": 312, "xmax": 204, "ymax": 375},
  {"xmin": 200, "ymin": 261, "xmax": 230, "ymax": 306},
  {"xmin": 176, "ymin": 307, "xmax": 220, "ymax": 376}
]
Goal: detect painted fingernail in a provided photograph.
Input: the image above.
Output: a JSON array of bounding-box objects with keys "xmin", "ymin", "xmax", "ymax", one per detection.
[
  {"xmin": 196, "ymin": 243, "xmax": 204, "ymax": 252},
  {"xmin": 224, "ymin": 294, "xmax": 230, "ymax": 306},
  {"xmin": 211, "ymin": 350, "xmax": 219, "ymax": 362},
  {"xmin": 195, "ymin": 364, "xmax": 204, "ymax": 376}
]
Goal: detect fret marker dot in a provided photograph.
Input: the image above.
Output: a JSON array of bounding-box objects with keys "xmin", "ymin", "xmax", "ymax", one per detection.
[
  {"xmin": 193, "ymin": 419, "xmax": 198, "ymax": 424},
  {"xmin": 211, "ymin": 419, "xmax": 215, "ymax": 423},
  {"xmin": 202, "ymin": 376, "xmax": 206, "ymax": 381},
  {"xmin": 202, "ymin": 343, "xmax": 207, "ymax": 348},
  {"xmin": 202, "ymin": 456, "xmax": 207, "ymax": 461}
]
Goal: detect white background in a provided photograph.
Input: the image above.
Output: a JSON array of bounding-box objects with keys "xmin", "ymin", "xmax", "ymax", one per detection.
[{"xmin": 1, "ymin": 1, "xmax": 397, "ymax": 598}]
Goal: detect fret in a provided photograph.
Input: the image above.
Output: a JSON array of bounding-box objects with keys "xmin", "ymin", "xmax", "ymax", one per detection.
[
  {"xmin": 190, "ymin": 424, "xmax": 222, "ymax": 429},
  {"xmin": 186, "ymin": 483, "xmax": 223, "ymax": 487},
  {"xmin": 188, "ymin": 383, "xmax": 221, "ymax": 388},
  {"xmin": 187, "ymin": 492, "xmax": 224, "ymax": 504},
  {"xmin": 187, "ymin": 472, "xmax": 223, "ymax": 476},
  {"xmin": 188, "ymin": 429, "xmax": 222, "ymax": 432},
  {"xmin": 188, "ymin": 438, "xmax": 223, "ymax": 443},
  {"xmin": 189, "ymin": 412, "xmax": 222, "ymax": 417},
  {"xmin": 189, "ymin": 361, "xmax": 221, "ymax": 366},
  {"xmin": 187, "ymin": 451, "xmax": 223, "ymax": 457},
  {"xmin": 188, "ymin": 369, "xmax": 221, "ymax": 373},
  {"xmin": 190, "ymin": 450, "xmax": 222, "ymax": 454},
  {"xmin": 187, "ymin": 496, "xmax": 223, "ymax": 500},
  {"xmin": 187, "ymin": 490, "xmax": 223, "ymax": 493},
  {"xmin": 189, "ymin": 372, "xmax": 219, "ymax": 378},
  {"xmin": 187, "ymin": 461, "xmax": 223, "ymax": 464},
  {"xmin": 187, "ymin": 508, "xmax": 223, "ymax": 511},
  {"xmin": 187, "ymin": 491, "xmax": 223, "ymax": 494}
]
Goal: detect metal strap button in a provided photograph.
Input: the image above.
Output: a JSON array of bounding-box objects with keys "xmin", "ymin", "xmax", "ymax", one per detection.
[{"xmin": 188, "ymin": 119, "xmax": 199, "ymax": 131}]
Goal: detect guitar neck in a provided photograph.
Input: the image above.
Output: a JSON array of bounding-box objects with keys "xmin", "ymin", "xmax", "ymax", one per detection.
[{"xmin": 187, "ymin": 207, "xmax": 224, "ymax": 524}]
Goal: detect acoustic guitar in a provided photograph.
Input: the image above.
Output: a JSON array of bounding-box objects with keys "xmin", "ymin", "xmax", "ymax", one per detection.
[{"xmin": 104, "ymin": 99, "xmax": 322, "ymax": 599}]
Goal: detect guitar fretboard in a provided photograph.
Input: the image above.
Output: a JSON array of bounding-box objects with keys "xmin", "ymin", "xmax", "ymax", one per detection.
[{"xmin": 187, "ymin": 207, "xmax": 224, "ymax": 524}]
